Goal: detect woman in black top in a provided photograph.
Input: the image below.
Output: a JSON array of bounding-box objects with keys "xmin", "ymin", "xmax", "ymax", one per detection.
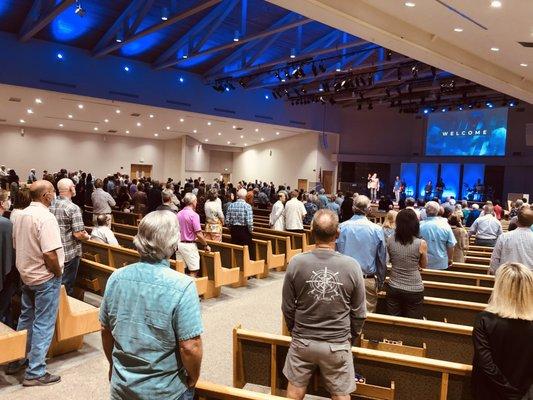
[{"xmin": 472, "ymin": 262, "xmax": 533, "ymax": 400}]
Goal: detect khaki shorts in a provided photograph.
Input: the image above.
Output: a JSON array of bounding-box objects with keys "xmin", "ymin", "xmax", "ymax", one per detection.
[
  {"xmin": 283, "ymin": 337, "xmax": 355, "ymax": 396},
  {"xmin": 176, "ymin": 242, "xmax": 200, "ymax": 271}
]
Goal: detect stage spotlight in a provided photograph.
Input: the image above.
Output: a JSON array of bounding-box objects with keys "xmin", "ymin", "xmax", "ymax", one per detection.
[
  {"xmin": 458, "ymin": 106, "xmax": 464, "ymax": 111},
  {"xmin": 161, "ymin": 7, "xmax": 169, "ymax": 21},
  {"xmin": 333, "ymin": 81, "xmax": 342, "ymax": 92},
  {"xmin": 509, "ymin": 100, "xmax": 517, "ymax": 107},
  {"xmin": 486, "ymin": 101, "xmax": 493, "ymax": 108},
  {"xmin": 238, "ymin": 78, "xmax": 249, "ymax": 88},
  {"xmin": 319, "ymin": 96, "xmax": 326, "ymax": 104},
  {"xmin": 274, "ymin": 71, "xmax": 282, "ymax": 81},
  {"xmin": 312, "ymin": 64, "xmax": 318, "ymax": 76},
  {"xmin": 423, "ymin": 108, "xmax": 430, "ymax": 114},
  {"xmin": 233, "ymin": 30, "xmax": 240, "ymax": 42},
  {"xmin": 115, "ymin": 30, "xmax": 124, "ymax": 43},
  {"xmin": 74, "ymin": 0, "xmax": 86, "ymax": 17},
  {"xmin": 441, "ymin": 108, "xmax": 446, "ymax": 112},
  {"xmin": 56, "ymin": 52, "xmax": 64, "ymax": 60},
  {"xmin": 411, "ymin": 65, "xmax": 419, "ymax": 79},
  {"xmin": 386, "ymin": 49, "xmax": 392, "ymax": 61}
]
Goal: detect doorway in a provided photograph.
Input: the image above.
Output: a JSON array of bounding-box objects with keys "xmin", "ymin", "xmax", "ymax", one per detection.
[
  {"xmin": 297, "ymin": 179, "xmax": 308, "ymax": 191},
  {"xmin": 322, "ymin": 171, "xmax": 333, "ymax": 194},
  {"xmin": 221, "ymin": 173, "xmax": 231, "ymax": 183},
  {"xmin": 130, "ymin": 164, "xmax": 153, "ymax": 179}
]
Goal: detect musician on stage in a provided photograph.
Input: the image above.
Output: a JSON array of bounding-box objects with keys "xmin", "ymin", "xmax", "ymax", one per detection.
[
  {"xmin": 424, "ymin": 181, "xmax": 433, "ymax": 202},
  {"xmin": 436, "ymin": 178, "xmax": 445, "ymax": 201},
  {"xmin": 393, "ymin": 176, "xmax": 402, "ymax": 204}
]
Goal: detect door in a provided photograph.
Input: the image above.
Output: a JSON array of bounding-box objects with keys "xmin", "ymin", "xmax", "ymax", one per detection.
[
  {"xmin": 130, "ymin": 164, "xmax": 153, "ymax": 179},
  {"xmin": 221, "ymin": 173, "xmax": 231, "ymax": 183},
  {"xmin": 322, "ymin": 171, "xmax": 333, "ymax": 194},
  {"xmin": 297, "ymin": 179, "xmax": 308, "ymax": 191}
]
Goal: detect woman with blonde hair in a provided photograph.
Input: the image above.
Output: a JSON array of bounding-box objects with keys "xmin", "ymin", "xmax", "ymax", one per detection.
[
  {"xmin": 382, "ymin": 210, "xmax": 398, "ymax": 240},
  {"xmin": 471, "ymin": 262, "xmax": 533, "ymax": 400},
  {"xmin": 448, "ymin": 213, "xmax": 469, "ymax": 263}
]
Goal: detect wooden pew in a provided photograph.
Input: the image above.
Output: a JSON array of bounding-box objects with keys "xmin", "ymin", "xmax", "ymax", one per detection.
[
  {"xmin": 195, "ymin": 380, "xmax": 289, "ymax": 400},
  {"xmin": 376, "ymin": 295, "xmax": 485, "ymax": 326},
  {"xmin": 464, "ymin": 255, "xmax": 490, "ymax": 265},
  {"xmin": 234, "ymin": 327, "xmax": 471, "ymax": 400},
  {"xmin": 111, "ymin": 210, "xmax": 141, "ymax": 226},
  {"xmin": 205, "ymin": 240, "xmax": 265, "ymax": 287},
  {"xmin": 449, "ymin": 262, "xmax": 489, "ymax": 275},
  {"xmin": 468, "ymin": 245, "xmax": 494, "ymax": 253},
  {"xmin": 281, "ymin": 313, "xmax": 474, "ymax": 365},
  {"xmin": 0, "ymin": 323, "xmax": 27, "ymax": 364},
  {"xmin": 253, "ymin": 227, "xmax": 315, "ymax": 253},
  {"xmin": 384, "ymin": 279, "xmax": 492, "ymax": 303},
  {"xmin": 47, "ymin": 286, "xmax": 101, "ymax": 357},
  {"xmin": 396, "ymin": 267, "xmax": 495, "ymax": 288},
  {"xmin": 81, "ymin": 241, "xmax": 209, "ymax": 297},
  {"xmin": 111, "ymin": 222, "xmax": 138, "ymax": 236}
]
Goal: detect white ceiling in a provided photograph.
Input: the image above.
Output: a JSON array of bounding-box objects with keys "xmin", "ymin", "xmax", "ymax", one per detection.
[
  {"xmin": 0, "ymin": 84, "xmax": 314, "ymax": 147},
  {"xmin": 268, "ymin": 0, "xmax": 533, "ymax": 104}
]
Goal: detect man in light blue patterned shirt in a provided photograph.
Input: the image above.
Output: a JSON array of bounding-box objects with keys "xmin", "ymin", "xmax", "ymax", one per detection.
[
  {"xmin": 420, "ymin": 201, "xmax": 457, "ymax": 270},
  {"xmin": 337, "ymin": 195, "xmax": 386, "ymax": 313},
  {"xmin": 100, "ymin": 211, "xmax": 203, "ymax": 400}
]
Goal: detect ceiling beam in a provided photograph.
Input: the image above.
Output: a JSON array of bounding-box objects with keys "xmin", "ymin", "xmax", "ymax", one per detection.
[
  {"xmin": 152, "ymin": 0, "xmax": 236, "ymax": 67},
  {"xmin": 154, "ymin": 16, "xmax": 312, "ymax": 70},
  {"xmin": 191, "ymin": 0, "xmax": 240, "ymax": 53},
  {"xmin": 19, "ymin": 0, "xmax": 76, "ymax": 42},
  {"xmin": 93, "ymin": 0, "xmax": 221, "ymax": 58},
  {"xmin": 93, "ymin": 0, "xmax": 155, "ymax": 55},
  {"xmin": 127, "ymin": 0, "xmax": 156, "ymax": 36},
  {"xmin": 202, "ymin": 12, "xmax": 299, "ymax": 77}
]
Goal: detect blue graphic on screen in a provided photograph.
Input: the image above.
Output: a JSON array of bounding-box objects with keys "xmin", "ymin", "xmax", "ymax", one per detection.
[
  {"xmin": 400, "ymin": 163, "xmax": 417, "ymax": 197},
  {"xmin": 426, "ymin": 108, "xmax": 508, "ymax": 156}
]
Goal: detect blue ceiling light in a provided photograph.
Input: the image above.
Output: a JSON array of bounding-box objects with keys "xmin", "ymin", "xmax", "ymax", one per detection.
[
  {"xmin": 423, "ymin": 108, "xmax": 430, "ymax": 115},
  {"xmin": 179, "ymin": 76, "xmax": 184, "ymax": 83},
  {"xmin": 264, "ymin": 94, "xmax": 269, "ymax": 100},
  {"xmin": 51, "ymin": 2, "xmax": 94, "ymax": 41},
  {"xmin": 115, "ymin": 30, "xmax": 124, "ymax": 43},
  {"xmin": 74, "ymin": 0, "xmax": 86, "ymax": 17},
  {"xmin": 233, "ymin": 30, "xmax": 240, "ymax": 42},
  {"xmin": 458, "ymin": 106, "xmax": 464, "ymax": 111},
  {"xmin": 486, "ymin": 101, "xmax": 493, "ymax": 108},
  {"xmin": 509, "ymin": 100, "xmax": 516, "ymax": 107},
  {"xmin": 56, "ymin": 52, "xmax": 64, "ymax": 60},
  {"xmin": 441, "ymin": 108, "xmax": 446, "ymax": 112},
  {"xmin": 161, "ymin": 7, "xmax": 169, "ymax": 21},
  {"xmin": 124, "ymin": 66, "xmax": 130, "ymax": 72},
  {"xmin": 290, "ymin": 48, "xmax": 296, "ymax": 59}
]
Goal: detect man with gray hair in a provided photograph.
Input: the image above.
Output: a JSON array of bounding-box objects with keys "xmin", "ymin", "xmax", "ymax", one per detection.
[
  {"xmin": 50, "ymin": 178, "xmax": 90, "ymax": 296},
  {"xmin": 337, "ymin": 195, "xmax": 386, "ymax": 312},
  {"xmin": 468, "ymin": 204, "xmax": 502, "ymax": 247},
  {"xmin": 420, "ymin": 201, "xmax": 457, "ymax": 269},
  {"xmin": 100, "ymin": 211, "xmax": 203, "ymax": 399},
  {"xmin": 226, "ymin": 188, "xmax": 254, "ymax": 258},
  {"xmin": 156, "ymin": 191, "xmax": 178, "ymax": 214},
  {"xmin": 282, "ymin": 209, "xmax": 366, "ymax": 400},
  {"xmin": 176, "ymin": 193, "xmax": 210, "ymax": 278}
]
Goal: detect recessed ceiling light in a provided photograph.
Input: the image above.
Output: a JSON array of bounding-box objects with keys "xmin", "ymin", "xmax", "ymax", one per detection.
[
  {"xmin": 59, "ymin": 124, "xmax": 63, "ymax": 127},
  {"xmin": 68, "ymin": 114, "xmax": 73, "ymax": 119},
  {"xmin": 154, "ymin": 133, "xmax": 159, "ymax": 137},
  {"xmin": 490, "ymin": 1, "xmax": 502, "ymax": 8},
  {"xmin": 125, "ymin": 130, "xmax": 130, "ymax": 134},
  {"xmin": 204, "ymin": 138, "xmax": 208, "ymax": 142},
  {"xmin": 115, "ymin": 109, "xmax": 121, "ymax": 114},
  {"xmin": 207, "ymin": 121, "xmax": 212, "ymax": 126},
  {"xmin": 404, "ymin": 2, "xmax": 416, "ymax": 7},
  {"xmin": 193, "ymin": 129, "xmax": 197, "ymax": 133},
  {"xmin": 240, "ymin": 135, "xmax": 244, "ymax": 139},
  {"xmin": 261, "ymin": 138, "xmax": 265, "ymax": 141},
  {"xmin": 149, "ymin": 114, "xmax": 154, "ymax": 118},
  {"xmin": 179, "ymin": 118, "xmax": 184, "ymax": 122},
  {"xmin": 136, "ymin": 122, "xmax": 141, "ymax": 127},
  {"xmin": 218, "ymin": 132, "xmax": 222, "ymax": 136},
  {"xmin": 490, "ymin": 47, "xmax": 500, "ymax": 52},
  {"xmin": 276, "ymin": 131, "xmax": 280, "ymax": 135},
  {"xmin": 454, "ymin": 28, "xmax": 463, "ymax": 32},
  {"xmin": 35, "ymin": 98, "xmax": 42, "ymax": 104},
  {"xmin": 78, "ymin": 104, "xmax": 84, "ymax": 109},
  {"xmin": 19, "ymin": 119, "xmax": 25, "ymax": 123},
  {"xmin": 104, "ymin": 118, "xmax": 109, "ymax": 123},
  {"xmin": 227, "ymin": 141, "xmax": 231, "ymax": 144},
  {"xmin": 94, "ymin": 127, "xmax": 98, "ymax": 131},
  {"xmin": 166, "ymin": 126, "xmax": 171, "ymax": 130},
  {"xmin": 232, "ymin": 125, "xmax": 236, "ymax": 129},
  {"xmin": 244, "ymin": 143, "xmax": 247, "ymax": 146},
  {"xmin": 27, "ymin": 109, "xmax": 33, "ymax": 114},
  {"xmin": 255, "ymin": 128, "xmax": 259, "ymax": 132},
  {"xmin": 520, "ymin": 63, "xmax": 528, "ymax": 67}
]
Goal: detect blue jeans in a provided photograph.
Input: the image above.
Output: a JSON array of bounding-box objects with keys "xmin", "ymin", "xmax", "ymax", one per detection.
[
  {"xmin": 16, "ymin": 276, "xmax": 61, "ymax": 379},
  {"xmin": 62, "ymin": 256, "xmax": 80, "ymax": 296},
  {"xmin": 179, "ymin": 388, "xmax": 195, "ymax": 400}
]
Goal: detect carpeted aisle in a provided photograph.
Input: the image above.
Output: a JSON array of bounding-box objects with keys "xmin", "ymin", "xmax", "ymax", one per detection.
[{"xmin": 0, "ymin": 272, "xmax": 285, "ymax": 399}]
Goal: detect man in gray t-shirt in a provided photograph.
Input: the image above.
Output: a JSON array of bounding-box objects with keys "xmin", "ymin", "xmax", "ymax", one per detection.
[{"xmin": 282, "ymin": 209, "xmax": 366, "ymax": 400}]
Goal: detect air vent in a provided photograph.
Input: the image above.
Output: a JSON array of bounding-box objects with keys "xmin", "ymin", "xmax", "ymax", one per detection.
[
  {"xmin": 107, "ymin": 129, "xmax": 117, "ymax": 133},
  {"xmin": 0, "ymin": 118, "xmax": 6, "ymax": 122},
  {"xmin": 235, "ymin": 127, "xmax": 244, "ymax": 131},
  {"xmin": 166, "ymin": 99, "xmax": 191, "ymax": 107},
  {"xmin": 254, "ymin": 114, "xmax": 274, "ymax": 120},
  {"xmin": 9, "ymin": 97, "xmax": 21, "ymax": 102},
  {"xmin": 40, "ymin": 79, "xmax": 76, "ymax": 88},
  {"xmin": 518, "ymin": 42, "xmax": 533, "ymax": 48},
  {"xmin": 109, "ymin": 90, "xmax": 139, "ymax": 99},
  {"xmin": 130, "ymin": 113, "xmax": 141, "ymax": 117},
  {"xmin": 289, "ymin": 120, "xmax": 306, "ymax": 126},
  {"xmin": 213, "ymin": 107, "xmax": 236, "ymax": 114}
]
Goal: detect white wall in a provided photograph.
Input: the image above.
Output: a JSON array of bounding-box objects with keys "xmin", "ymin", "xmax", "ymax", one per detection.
[
  {"xmin": 0, "ymin": 125, "xmax": 167, "ymax": 180},
  {"xmin": 232, "ymin": 132, "xmax": 339, "ymax": 189}
]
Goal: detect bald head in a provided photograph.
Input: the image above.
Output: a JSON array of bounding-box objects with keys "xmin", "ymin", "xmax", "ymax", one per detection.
[
  {"xmin": 57, "ymin": 178, "xmax": 74, "ymax": 193},
  {"xmin": 517, "ymin": 206, "xmax": 533, "ymax": 227},
  {"xmin": 237, "ymin": 188, "xmax": 247, "ymax": 199},
  {"xmin": 30, "ymin": 180, "xmax": 54, "ymax": 205},
  {"xmin": 311, "ymin": 209, "xmax": 339, "ymax": 244}
]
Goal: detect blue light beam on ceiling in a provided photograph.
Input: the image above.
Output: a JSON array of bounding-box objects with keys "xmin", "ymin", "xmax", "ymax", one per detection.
[{"xmin": 51, "ymin": 3, "xmax": 96, "ymax": 41}]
